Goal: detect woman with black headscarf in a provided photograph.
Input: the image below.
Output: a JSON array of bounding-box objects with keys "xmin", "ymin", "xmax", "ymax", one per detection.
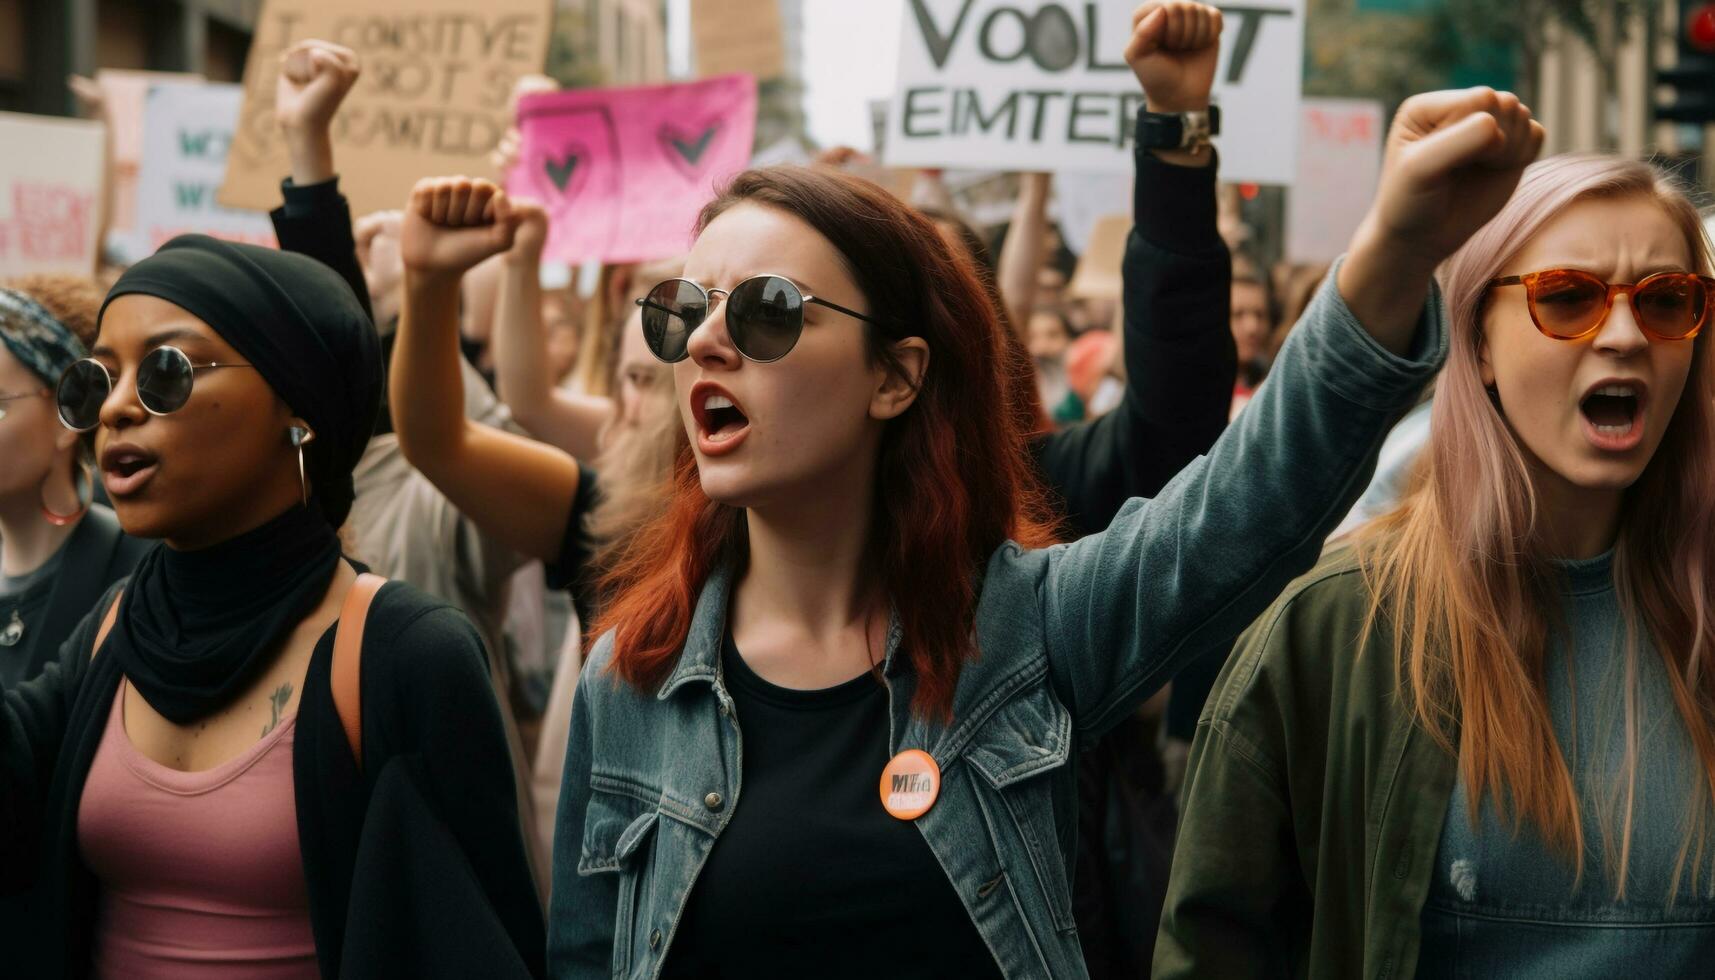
[{"xmin": 0, "ymin": 235, "xmax": 545, "ymax": 978}]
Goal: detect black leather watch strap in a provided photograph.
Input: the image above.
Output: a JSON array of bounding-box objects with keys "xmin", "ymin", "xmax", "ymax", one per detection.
[{"xmin": 1136, "ymin": 105, "xmax": 1221, "ymax": 150}]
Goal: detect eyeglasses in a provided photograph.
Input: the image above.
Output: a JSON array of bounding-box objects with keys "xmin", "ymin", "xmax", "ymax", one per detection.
[
  {"xmin": 0, "ymin": 387, "xmax": 49, "ymax": 423},
  {"xmin": 56, "ymin": 346, "xmax": 254, "ymax": 432},
  {"xmin": 1487, "ymin": 268, "xmax": 1713, "ymax": 341},
  {"xmin": 635, "ymin": 275, "xmax": 882, "ymax": 364}
]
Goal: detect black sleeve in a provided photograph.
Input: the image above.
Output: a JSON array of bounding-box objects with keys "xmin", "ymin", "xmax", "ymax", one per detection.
[
  {"xmin": 544, "ymin": 462, "xmax": 601, "ymax": 595},
  {"xmin": 270, "ymin": 177, "xmax": 375, "ymax": 324},
  {"xmin": 371, "ymin": 592, "xmax": 546, "ymax": 973},
  {"xmin": 0, "ymin": 583, "xmax": 110, "ymax": 892},
  {"xmin": 1029, "ymin": 139, "xmax": 1236, "ymax": 538}
]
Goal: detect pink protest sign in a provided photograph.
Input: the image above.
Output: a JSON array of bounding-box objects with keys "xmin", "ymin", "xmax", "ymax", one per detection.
[{"xmin": 510, "ymin": 75, "xmax": 757, "ymax": 265}]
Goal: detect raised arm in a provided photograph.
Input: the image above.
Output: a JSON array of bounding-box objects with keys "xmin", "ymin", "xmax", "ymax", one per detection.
[
  {"xmin": 267, "ymin": 40, "xmax": 372, "ymax": 322},
  {"xmin": 393, "ymin": 178, "xmax": 583, "ymax": 566},
  {"xmin": 1035, "ymin": 72, "xmax": 1543, "ymax": 735},
  {"xmin": 491, "ymin": 209, "xmax": 617, "ymax": 459},
  {"xmin": 995, "ymin": 172, "xmax": 1050, "ymax": 338},
  {"xmin": 1029, "ymin": 0, "xmax": 1235, "ymax": 535}
]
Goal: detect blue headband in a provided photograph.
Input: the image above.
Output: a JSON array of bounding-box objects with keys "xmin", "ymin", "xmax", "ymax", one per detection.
[{"xmin": 0, "ymin": 287, "xmax": 85, "ymax": 387}]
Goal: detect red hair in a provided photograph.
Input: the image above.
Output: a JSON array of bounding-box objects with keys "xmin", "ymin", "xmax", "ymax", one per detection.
[{"xmin": 594, "ymin": 166, "xmax": 1062, "ymax": 718}]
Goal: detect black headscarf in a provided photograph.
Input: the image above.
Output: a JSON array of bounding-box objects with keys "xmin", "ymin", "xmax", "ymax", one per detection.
[
  {"xmin": 100, "ymin": 234, "xmax": 381, "ymax": 526},
  {"xmin": 96, "ymin": 235, "xmax": 381, "ymax": 723}
]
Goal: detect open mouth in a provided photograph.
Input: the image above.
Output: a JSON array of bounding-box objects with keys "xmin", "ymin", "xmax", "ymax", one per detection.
[
  {"xmin": 100, "ymin": 444, "xmax": 161, "ymax": 497},
  {"xmin": 1578, "ymin": 382, "xmax": 1646, "ymax": 451},
  {"xmin": 702, "ymin": 395, "xmax": 749, "ymax": 441},
  {"xmin": 690, "ymin": 382, "xmax": 751, "ymax": 454}
]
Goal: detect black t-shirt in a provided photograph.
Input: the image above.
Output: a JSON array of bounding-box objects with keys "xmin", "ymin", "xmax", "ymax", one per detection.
[
  {"xmin": 662, "ymin": 633, "xmax": 1003, "ymax": 979},
  {"xmin": 0, "ymin": 543, "xmax": 68, "ymax": 688}
]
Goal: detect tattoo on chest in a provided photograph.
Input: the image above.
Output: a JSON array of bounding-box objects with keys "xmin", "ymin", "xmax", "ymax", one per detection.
[{"xmin": 262, "ymin": 683, "xmax": 293, "ymax": 738}]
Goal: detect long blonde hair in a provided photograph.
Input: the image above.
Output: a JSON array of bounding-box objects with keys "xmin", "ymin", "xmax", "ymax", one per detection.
[{"xmin": 1357, "ymin": 154, "xmax": 1715, "ymax": 899}]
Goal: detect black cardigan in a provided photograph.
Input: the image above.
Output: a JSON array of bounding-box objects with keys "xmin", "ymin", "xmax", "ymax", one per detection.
[{"xmin": 0, "ymin": 577, "xmax": 546, "ymax": 977}]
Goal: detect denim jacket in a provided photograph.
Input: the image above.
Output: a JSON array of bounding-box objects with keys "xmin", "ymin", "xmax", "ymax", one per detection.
[{"xmin": 549, "ymin": 266, "xmax": 1448, "ymax": 979}]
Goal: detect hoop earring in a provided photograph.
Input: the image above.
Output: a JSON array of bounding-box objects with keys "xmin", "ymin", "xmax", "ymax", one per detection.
[
  {"xmin": 41, "ymin": 460, "xmax": 93, "ymax": 526},
  {"xmin": 288, "ymin": 426, "xmax": 314, "ymax": 506}
]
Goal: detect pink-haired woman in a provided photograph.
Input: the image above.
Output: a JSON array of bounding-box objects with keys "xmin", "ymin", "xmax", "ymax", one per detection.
[{"xmin": 1157, "ymin": 153, "xmax": 1715, "ymax": 979}]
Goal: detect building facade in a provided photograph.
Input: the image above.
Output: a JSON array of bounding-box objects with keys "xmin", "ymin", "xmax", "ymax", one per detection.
[{"xmin": 1, "ymin": 0, "xmax": 259, "ymax": 116}]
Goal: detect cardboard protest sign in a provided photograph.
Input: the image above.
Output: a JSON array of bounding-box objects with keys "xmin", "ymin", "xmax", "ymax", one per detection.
[
  {"xmin": 884, "ymin": 0, "xmax": 1305, "ymax": 184},
  {"xmin": 97, "ymin": 70, "xmax": 204, "ymax": 263},
  {"xmin": 137, "ymin": 82, "xmax": 279, "ymax": 253},
  {"xmin": 1066, "ymin": 212, "xmax": 1130, "ymax": 300},
  {"xmin": 219, "ymin": 0, "xmax": 553, "ymax": 216},
  {"xmin": 508, "ymin": 75, "xmax": 757, "ymax": 265},
  {"xmin": 0, "ymin": 112, "xmax": 105, "ymax": 277},
  {"xmin": 692, "ymin": 0, "xmax": 786, "ymax": 80},
  {"xmin": 1286, "ymin": 98, "xmax": 1383, "ymax": 264}
]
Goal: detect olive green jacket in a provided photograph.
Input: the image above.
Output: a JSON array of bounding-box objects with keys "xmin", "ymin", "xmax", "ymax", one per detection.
[{"xmin": 1154, "ymin": 546, "xmax": 1459, "ymax": 980}]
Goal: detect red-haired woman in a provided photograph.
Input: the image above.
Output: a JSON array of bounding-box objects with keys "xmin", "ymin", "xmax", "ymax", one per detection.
[{"xmin": 395, "ymin": 81, "xmax": 1537, "ymax": 980}]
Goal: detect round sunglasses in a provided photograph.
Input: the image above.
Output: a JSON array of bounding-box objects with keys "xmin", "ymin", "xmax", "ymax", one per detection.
[
  {"xmin": 57, "ymin": 345, "xmax": 254, "ymax": 432},
  {"xmin": 1487, "ymin": 268, "xmax": 1713, "ymax": 341},
  {"xmin": 635, "ymin": 275, "xmax": 881, "ymax": 363}
]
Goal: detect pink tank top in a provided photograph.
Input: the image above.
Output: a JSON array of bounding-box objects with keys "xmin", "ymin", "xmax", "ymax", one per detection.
[{"xmin": 76, "ymin": 680, "xmax": 318, "ymax": 979}]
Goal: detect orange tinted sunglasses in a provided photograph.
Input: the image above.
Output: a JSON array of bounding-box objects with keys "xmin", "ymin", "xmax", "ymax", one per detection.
[{"xmin": 1487, "ymin": 268, "xmax": 1712, "ymax": 341}]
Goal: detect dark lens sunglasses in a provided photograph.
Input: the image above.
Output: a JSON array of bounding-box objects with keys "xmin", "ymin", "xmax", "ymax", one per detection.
[
  {"xmin": 635, "ymin": 275, "xmax": 882, "ymax": 363},
  {"xmin": 56, "ymin": 345, "xmax": 254, "ymax": 432}
]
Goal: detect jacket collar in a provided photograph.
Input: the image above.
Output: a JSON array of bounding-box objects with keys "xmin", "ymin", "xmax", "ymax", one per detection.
[
  {"xmin": 656, "ymin": 563, "xmax": 909, "ymax": 700},
  {"xmin": 657, "ymin": 564, "xmax": 732, "ymax": 699}
]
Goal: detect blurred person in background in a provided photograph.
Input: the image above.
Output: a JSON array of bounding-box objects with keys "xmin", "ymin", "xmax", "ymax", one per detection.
[
  {"xmin": 1228, "ymin": 253, "xmax": 1278, "ymax": 416},
  {"xmin": 0, "ymin": 277, "xmax": 150, "ymax": 686}
]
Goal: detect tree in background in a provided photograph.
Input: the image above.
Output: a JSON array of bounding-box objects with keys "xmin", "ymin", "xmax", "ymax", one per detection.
[{"xmin": 1306, "ymin": 0, "xmax": 1662, "ymax": 150}]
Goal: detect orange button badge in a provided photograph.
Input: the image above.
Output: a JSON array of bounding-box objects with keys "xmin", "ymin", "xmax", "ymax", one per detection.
[{"xmin": 880, "ymin": 749, "xmax": 941, "ymax": 820}]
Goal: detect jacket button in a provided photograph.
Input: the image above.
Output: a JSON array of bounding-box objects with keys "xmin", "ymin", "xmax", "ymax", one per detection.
[
  {"xmin": 649, "ymin": 929, "xmax": 662, "ymax": 950},
  {"xmin": 704, "ymin": 792, "xmax": 724, "ymax": 811}
]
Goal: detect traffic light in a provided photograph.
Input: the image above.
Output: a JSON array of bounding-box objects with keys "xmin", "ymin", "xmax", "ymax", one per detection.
[{"xmin": 1658, "ymin": 2, "xmax": 1715, "ymax": 123}]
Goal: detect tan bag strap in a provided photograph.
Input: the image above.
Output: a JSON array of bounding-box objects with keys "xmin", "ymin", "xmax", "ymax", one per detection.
[
  {"xmin": 91, "ymin": 589, "xmax": 124, "ymax": 657},
  {"xmin": 333, "ymin": 573, "xmax": 386, "ymax": 770}
]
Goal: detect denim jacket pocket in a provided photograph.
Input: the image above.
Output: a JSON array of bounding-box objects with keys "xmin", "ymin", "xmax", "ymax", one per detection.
[
  {"xmin": 579, "ymin": 778, "xmax": 661, "ymax": 978},
  {"xmin": 963, "ymin": 681, "xmax": 1076, "ymax": 934}
]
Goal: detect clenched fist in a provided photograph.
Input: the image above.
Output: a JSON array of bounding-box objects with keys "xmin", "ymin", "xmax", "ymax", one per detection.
[
  {"xmin": 1125, "ymin": 1, "xmax": 1222, "ymax": 114},
  {"xmin": 275, "ymin": 40, "xmax": 360, "ymax": 136},
  {"xmin": 401, "ymin": 177, "xmax": 524, "ymax": 281}
]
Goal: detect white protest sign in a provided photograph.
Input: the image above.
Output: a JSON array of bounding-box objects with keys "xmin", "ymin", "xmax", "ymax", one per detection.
[
  {"xmin": 136, "ymin": 82, "xmax": 278, "ymax": 253},
  {"xmin": 1285, "ymin": 97, "xmax": 1382, "ymax": 264},
  {"xmin": 0, "ymin": 112, "xmax": 105, "ymax": 277},
  {"xmin": 1054, "ymin": 170, "xmax": 1130, "ymax": 255},
  {"xmin": 884, "ymin": 0, "xmax": 1303, "ymax": 183}
]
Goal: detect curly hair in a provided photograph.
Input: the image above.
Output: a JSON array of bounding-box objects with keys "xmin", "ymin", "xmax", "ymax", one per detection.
[{"xmin": 2, "ymin": 274, "xmax": 105, "ymax": 348}]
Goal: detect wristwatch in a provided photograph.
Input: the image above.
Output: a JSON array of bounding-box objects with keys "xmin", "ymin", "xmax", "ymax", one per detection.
[{"xmin": 1137, "ymin": 106, "xmax": 1221, "ymax": 152}]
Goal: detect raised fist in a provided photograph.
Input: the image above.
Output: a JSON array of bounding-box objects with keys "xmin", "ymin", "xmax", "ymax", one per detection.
[
  {"xmin": 1360, "ymin": 87, "xmax": 1544, "ymax": 271},
  {"xmin": 1124, "ymin": 1, "xmax": 1222, "ymax": 113},
  {"xmin": 401, "ymin": 177, "xmax": 523, "ymax": 279},
  {"xmin": 275, "ymin": 40, "xmax": 360, "ymax": 135},
  {"xmin": 491, "ymin": 74, "xmax": 559, "ymax": 177}
]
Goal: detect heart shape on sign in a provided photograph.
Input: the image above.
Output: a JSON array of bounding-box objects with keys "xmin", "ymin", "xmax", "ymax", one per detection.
[
  {"xmin": 544, "ymin": 152, "xmax": 580, "ymax": 194},
  {"xmin": 658, "ymin": 121, "xmax": 723, "ymax": 181}
]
